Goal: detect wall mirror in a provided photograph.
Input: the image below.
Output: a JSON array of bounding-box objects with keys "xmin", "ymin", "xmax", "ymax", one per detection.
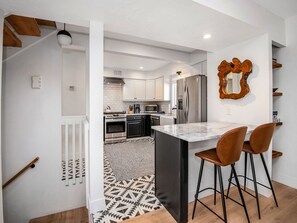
[{"xmin": 218, "ymin": 57, "xmax": 252, "ymax": 99}]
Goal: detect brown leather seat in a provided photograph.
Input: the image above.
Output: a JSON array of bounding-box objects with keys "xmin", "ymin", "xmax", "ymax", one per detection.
[
  {"xmin": 192, "ymin": 126, "xmax": 250, "ymax": 223},
  {"xmin": 226, "ymin": 122, "xmax": 278, "ymax": 220},
  {"xmin": 243, "ymin": 122, "xmax": 275, "ymax": 154},
  {"xmin": 196, "ymin": 126, "xmax": 248, "ymax": 166}
]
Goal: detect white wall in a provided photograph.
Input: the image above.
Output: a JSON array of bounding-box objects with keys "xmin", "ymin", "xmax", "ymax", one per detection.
[
  {"xmin": 2, "ymin": 32, "xmax": 88, "ymax": 223},
  {"xmin": 62, "ymin": 49, "xmax": 86, "ymax": 116},
  {"xmin": 0, "ymin": 9, "xmax": 5, "ymax": 223},
  {"xmin": 272, "ymin": 15, "xmax": 297, "ymax": 189},
  {"xmin": 207, "ymin": 34, "xmax": 273, "ymax": 196}
]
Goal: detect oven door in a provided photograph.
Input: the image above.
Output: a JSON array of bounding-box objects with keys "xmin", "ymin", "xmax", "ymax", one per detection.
[{"xmin": 105, "ymin": 118, "xmax": 127, "ymax": 142}]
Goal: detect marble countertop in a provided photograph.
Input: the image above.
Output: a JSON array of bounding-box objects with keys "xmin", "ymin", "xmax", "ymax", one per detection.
[{"xmin": 151, "ymin": 122, "xmax": 257, "ymax": 143}]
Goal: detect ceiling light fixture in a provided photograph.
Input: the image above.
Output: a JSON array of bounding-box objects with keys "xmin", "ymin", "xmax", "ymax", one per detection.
[
  {"xmin": 203, "ymin": 34, "xmax": 211, "ymax": 39},
  {"xmin": 176, "ymin": 71, "xmax": 182, "ymax": 77},
  {"xmin": 57, "ymin": 23, "xmax": 72, "ymax": 46},
  {"xmin": 140, "ymin": 66, "xmax": 144, "ymax": 70}
]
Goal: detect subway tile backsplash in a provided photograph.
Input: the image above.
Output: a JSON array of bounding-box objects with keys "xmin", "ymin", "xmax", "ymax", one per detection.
[{"xmin": 104, "ymin": 84, "xmax": 170, "ymax": 113}]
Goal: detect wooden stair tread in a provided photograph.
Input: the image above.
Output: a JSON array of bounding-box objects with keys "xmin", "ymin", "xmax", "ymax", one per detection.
[
  {"xmin": 272, "ymin": 150, "xmax": 283, "ymax": 159},
  {"xmin": 35, "ymin": 19, "xmax": 56, "ymax": 28},
  {"xmin": 3, "ymin": 23, "xmax": 22, "ymax": 47},
  {"xmin": 6, "ymin": 15, "xmax": 41, "ymax": 36}
]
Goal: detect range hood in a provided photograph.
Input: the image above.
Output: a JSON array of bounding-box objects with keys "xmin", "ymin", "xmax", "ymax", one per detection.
[{"xmin": 104, "ymin": 77, "xmax": 125, "ymax": 85}]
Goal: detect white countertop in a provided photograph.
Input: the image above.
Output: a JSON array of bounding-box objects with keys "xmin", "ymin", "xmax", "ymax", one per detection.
[{"xmin": 151, "ymin": 122, "xmax": 257, "ymax": 143}]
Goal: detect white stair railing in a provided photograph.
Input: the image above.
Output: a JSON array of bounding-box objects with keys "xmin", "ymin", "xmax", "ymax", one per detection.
[{"xmin": 61, "ymin": 116, "xmax": 87, "ymax": 186}]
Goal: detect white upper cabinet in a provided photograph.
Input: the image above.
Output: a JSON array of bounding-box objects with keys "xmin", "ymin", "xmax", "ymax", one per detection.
[
  {"xmin": 123, "ymin": 79, "xmax": 146, "ymax": 100},
  {"xmin": 145, "ymin": 80, "xmax": 155, "ymax": 100},
  {"xmin": 155, "ymin": 76, "xmax": 170, "ymax": 101},
  {"xmin": 155, "ymin": 77, "xmax": 164, "ymax": 100},
  {"xmin": 123, "ymin": 77, "xmax": 170, "ymax": 101}
]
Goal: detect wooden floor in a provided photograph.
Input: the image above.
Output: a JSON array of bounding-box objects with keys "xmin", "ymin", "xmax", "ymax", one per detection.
[
  {"xmin": 29, "ymin": 181, "xmax": 297, "ymax": 223},
  {"xmin": 29, "ymin": 207, "xmax": 89, "ymax": 223},
  {"xmin": 125, "ymin": 181, "xmax": 297, "ymax": 223}
]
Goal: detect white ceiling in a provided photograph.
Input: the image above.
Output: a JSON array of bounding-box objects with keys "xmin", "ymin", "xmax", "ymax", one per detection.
[
  {"xmin": 104, "ymin": 52, "xmax": 170, "ymax": 71},
  {"xmin": 0, "ymin": 0, "xmax": 263, "ymax": 52},
  {"xmin": 252, "ymin": 0, "xmax": 297, "ymax": 19}
]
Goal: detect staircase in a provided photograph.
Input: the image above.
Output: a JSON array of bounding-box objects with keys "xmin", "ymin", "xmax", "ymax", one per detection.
[{"xmin": 3, "ymin": 15, "xmax": 56, "ymax": 48}]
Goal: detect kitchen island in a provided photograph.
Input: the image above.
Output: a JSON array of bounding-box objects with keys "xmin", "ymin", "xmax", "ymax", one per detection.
[{"xmin": 152, "ymin": 122, "xmax": 256, "ymax": 223}]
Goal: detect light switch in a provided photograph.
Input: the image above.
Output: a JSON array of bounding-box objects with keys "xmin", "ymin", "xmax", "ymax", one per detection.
[{"xmin": 31, "ymin": 76, "xmax": 42, "ymax": 89}]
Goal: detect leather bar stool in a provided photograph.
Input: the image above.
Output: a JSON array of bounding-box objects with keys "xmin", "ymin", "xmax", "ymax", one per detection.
[
  {"xmin": 226, "ymin": 122, "xmax": 278, "ymax": 220},
  {"xmin": 192, "ymin": 126, "xmax": 250, "ymax": 223}
]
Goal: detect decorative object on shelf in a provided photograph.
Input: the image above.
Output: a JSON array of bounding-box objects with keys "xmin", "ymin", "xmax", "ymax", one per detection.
[
  {"xmin": 273, "ymin": 87, "xmax": 278, "ymax": 92},
  {"xmin": 128, "ymin": 105, "xmax": 134, "ymax": 114},
  {"xmin": 57, "ymin": 23, "xmax": 72, "ymax": 46},
  {"xmin": 218, "ymin": 58, "xmax": 252, "ymax": 99},
  {"xmin": 273, "ymin": 111, "xmax": 280, "ymax": 123}
]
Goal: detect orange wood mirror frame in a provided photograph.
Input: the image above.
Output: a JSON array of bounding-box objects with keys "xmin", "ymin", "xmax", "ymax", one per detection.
[{"xmin": 218, "ymin": 58, "xmax": 252, "ymax": 100}]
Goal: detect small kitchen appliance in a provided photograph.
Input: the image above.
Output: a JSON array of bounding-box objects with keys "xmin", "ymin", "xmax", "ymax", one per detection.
[
  {"xmin": 144, "ymin": 104, "xmax": 159, "ymax": 113},
  {"xmin": 134, "ymin": 104, "xmax": 141, "ymax": 113}
]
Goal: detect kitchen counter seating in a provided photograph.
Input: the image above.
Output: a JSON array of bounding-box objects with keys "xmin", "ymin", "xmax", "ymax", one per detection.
[
  {"xmin": 226, "ymin": 122, "xmax": 278, "ymax": 220},
  {"xmin": 152, "ymin": 122, "xmax": 257, "ymax": 223},
  {"xmin": 192, "ymin": 126, "xmax": 250, "ymax": 223}
]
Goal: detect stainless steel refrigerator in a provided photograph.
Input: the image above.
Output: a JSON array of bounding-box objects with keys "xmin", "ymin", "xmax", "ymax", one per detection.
[{"xmin": 176, "ymin": 75, "xmax": 207, "ymax": 124}]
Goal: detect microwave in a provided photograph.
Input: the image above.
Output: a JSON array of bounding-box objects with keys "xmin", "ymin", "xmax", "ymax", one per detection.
[{"xmin": 144, "ymin": 104, "xmax": 159, "ymax": 113}]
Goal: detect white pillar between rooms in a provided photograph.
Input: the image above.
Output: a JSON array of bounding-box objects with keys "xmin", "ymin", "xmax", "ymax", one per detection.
[
  {"xmin": 0, "ymin": 9, "xmax": 4, "ymax": 223},
  {"xmin": 87, "ymin": 20, "xmax": 105, "ymax": 213}
]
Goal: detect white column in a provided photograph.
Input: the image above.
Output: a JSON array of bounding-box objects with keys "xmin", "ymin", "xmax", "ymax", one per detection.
[
  {"xmin": 87, "ymin": 20, "xmax": 105, "ymax": 213},
  {"xmin": 0, "ymin": 9, "xmax": 4, "ymax": 223}
]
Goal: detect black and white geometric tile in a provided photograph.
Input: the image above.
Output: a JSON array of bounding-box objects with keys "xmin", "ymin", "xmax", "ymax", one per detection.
[
  {"xmin": 92, "ymin": 152, "xmax": 163, "ymax": 223},
  {"xmin": 61, "ymin": 158, "xmax": 85, "ymax": 181}
]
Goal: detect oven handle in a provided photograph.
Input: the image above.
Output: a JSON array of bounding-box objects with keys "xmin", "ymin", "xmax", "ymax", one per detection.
[{"xmin": 105, "ymin": 118, "xmax": 127, "ymax": 122}]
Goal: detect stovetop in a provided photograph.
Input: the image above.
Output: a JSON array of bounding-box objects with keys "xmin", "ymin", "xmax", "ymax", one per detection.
[{"xmin": 104, "ymin": 111, "xmax": 126, "ymax": 119}]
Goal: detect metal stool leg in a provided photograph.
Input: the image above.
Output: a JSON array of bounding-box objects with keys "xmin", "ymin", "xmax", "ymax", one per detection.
[
  {"xmin": 260, "ymin": 153, "xmax": 279, "ymax": 207},
  {"xmin": 250, "ymin": 153, "xmax": 261, "ymax": 219},
  {"xmin": 192, "ymin": 159, "xmax": 205, "ymax": 219},
  {"xmin": 244, "ymin": 152, "xmax": 248, "ymax": 190},
  {"xmin": 217, "ymin": 165, "xmax": 227, "ymax": 223},
  {"xmin": 231, "ymin": 164, "xmax": 250, "ymax": 223},
  {"xmin": 214, "ymin": 164, "xmax": 217, "ymax": 205},
  {"xmin": 226, "ymin": 166, "xmax": 233, "ymax": 199}
]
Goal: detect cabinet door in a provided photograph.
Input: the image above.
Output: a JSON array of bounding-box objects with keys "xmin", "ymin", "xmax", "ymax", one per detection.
[
  {"xmin": 155, "ymin": 77, "xmax": 164, "ymax": 100},
  {"xmin": 123, "ymin": 79, "xmax": 136, "ymax": 100},
  {"xmin": 134, "ymin": 80, "xmax": 146, "ymax": 100},
  {"xmin": 127, "ymin": 121, "xmax": 142, "ymax": 138},
  {"xmin": 145, "ymin": 80, "xmax": 155, "ymax": 100}
]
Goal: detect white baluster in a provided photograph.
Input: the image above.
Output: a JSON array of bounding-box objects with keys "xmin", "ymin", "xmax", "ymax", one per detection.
[
  {"xmin": 65, "ymin": 121, "xmax": 69, "ymax": 186},
  {"xmin": 72, "ymin": 121, "xmax": 76, "ymax": 185},
  {"xmin": 79, "ymin": 120, "xmax": 83, "ymax": 183}
]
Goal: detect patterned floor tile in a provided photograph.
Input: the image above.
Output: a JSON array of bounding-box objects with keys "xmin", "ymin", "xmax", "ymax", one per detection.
[{"xmin": 93, "ymin": 138, "xmax": 163, "ymax": 223}]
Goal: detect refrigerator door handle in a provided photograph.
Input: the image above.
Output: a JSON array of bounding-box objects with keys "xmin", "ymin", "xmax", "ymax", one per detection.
[{"xmin": 186, "ymin": 85, "xmax": 189, "ymax": 122}]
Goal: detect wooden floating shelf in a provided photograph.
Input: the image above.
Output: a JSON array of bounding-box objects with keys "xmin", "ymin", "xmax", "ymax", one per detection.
[
  {"xmin": 275, "ymin": 122, "xmax": 283, "ymax": 126},
  {"xmin": 273, "ymin": 61, "xmax": 282, "ymax": 69},
  {"xmin": 273, "ymin": 92, "xmax": 283, "ymax": 96},
  {"xmin": 272, "ymin": 150, "xmax": 283, "ymax": 159}
]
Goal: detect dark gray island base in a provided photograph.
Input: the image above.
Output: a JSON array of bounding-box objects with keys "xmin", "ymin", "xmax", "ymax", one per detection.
[
  {"xmin": 155, "ymin": 131, "xmax": 189, "ymax": 223},
  {"xmin": 153, "ymin": 122, "xmax": 257, "ymax": 223}
]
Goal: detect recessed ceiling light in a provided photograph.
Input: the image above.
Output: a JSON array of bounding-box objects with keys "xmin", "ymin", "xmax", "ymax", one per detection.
[
  {"xmin": 139, "ymin": 66, "xmax": 144, "ymax": 70},
  {"xmin": 203, "ymin": 34, "xmax": 211, "ymax": 39}
]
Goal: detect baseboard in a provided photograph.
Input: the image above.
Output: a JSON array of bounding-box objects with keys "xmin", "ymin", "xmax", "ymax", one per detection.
[
  {"xmin": 273, "ymin": 174, "xmax": 297, "ymax": 189},
  {"xmin": 88, "ymin": 197, "xmax": 106, "ymax": 214}
]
